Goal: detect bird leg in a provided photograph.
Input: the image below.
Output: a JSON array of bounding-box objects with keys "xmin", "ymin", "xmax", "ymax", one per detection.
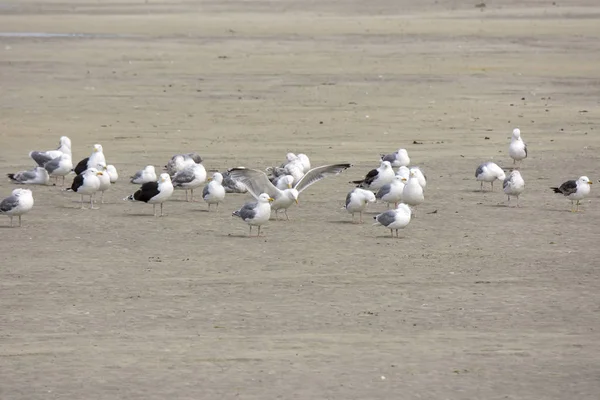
[
  {"xmin": 284, "ymin": 209, "xmax": 290, "ymax": 221},
  {"xmin": 491, "ymin": 181, "xmax": 494, "ymax": 191},
  {"xmin": 62, "ymin": 176, "xmax": 65, "ymax": 186},
  {"xmin": 249, "ymin": 226, "xmax": 253, "ymax": 237},
  {"xmin": 19, "ymin": 215, "xmax": 22, "ymax": 227},
  {"xmin": 576, "ymin": 200, "xmax": 581, "ymax": 212},
  {"xmin": 396, "ymin": 229, "xmax": 400, "ymax": 238},
  {"xmin": 190, "ymin": 189, "xmax": 194, "ymax": 202},
  {"xmin": 80, "ymin": 195, "xmax": 85, "ymax": 209},
  {"xmin": 90, "ymin": 195, "xmax": 99, "ymax": 210},
  {"xmin": 153, "ymin": 204, "xmax": 157, "ymax": 217},
  {"xmin": 480, "ymin": 181, "xmax": 484, "ymax": 192},
  {"xmin": 160, "ymin": 202, "xmax": 164, "ymax": 217},
  {"xmin": 185, "ymin": 190, "xmax": 189, "ymax": 202},
  {"xmin": 516, "ymin": 196, "xmax": 520, "ymax": 208},
  {"xmin": 390, "ymin": 229, "xmax": 394, "ymax": 238},
  {"xmin": 101, "ymin": 191, "xmax": 105, "ymax": 204},
  {"xmin": 216, "ymin": 203, "xmax": 219, "ymax": 211},
  {"xmin": 9, "ymin": 216, "xmax": 13, "ymax": 227},
  {"xmin": 359, "ymin": 211, "xmax": 363, "ymax": 224},
  {"xmin": 207, "ymin": 203, "xmax": 211, "ymax": 211},
  {"xmin": 257, "ymin": 226, "xmax": 261, "ymax": 237}
]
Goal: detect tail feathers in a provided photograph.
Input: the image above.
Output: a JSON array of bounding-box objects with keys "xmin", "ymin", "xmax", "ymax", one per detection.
[
  {"xmin": 232, "ymin": 210, "xmax": 241, "ymax": 218},
  {"xmin": 351, "ymin": 180, "xmax": 364, "ymax": 185},
  {"xmin": 7, "ymin": 173, "xmax": 16, "ymax": 181},
  {"xmin": 550, "ymin": 187, "xmax": 562, "ymax": 193},
  {"xmin": 123, "ymin": 194, "xmax": 135, "ymax": 201},
  {"xmin": 372, "ymin": 216, "xmax": 381, "ymax": 226}
]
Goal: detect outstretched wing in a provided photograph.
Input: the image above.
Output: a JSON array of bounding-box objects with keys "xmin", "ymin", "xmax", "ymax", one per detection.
[
  {"xmin": 227, "ymin": 168, "xmax": 282, "ymax": 200},
  {"xmin": 294, "ymin": 163, "xmax": 352, "ymax": 193}
]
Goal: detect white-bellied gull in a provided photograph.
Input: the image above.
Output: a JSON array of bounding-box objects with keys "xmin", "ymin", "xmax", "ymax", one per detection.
[
  {"xmin": 43, "ymin": 154, "xmax": 73, "ymax": 186},
  {"xmin": 93, "ymin": 163, "xmax": 112, "ymax": 203},
  {"xmin": 171, "ymin": 163, "xmax": 207, "ymax": 201},
  {"xmin": 229, "ymin": 163, "xmax": 352, "ymax": 221},
  {"xmin": 124, "ymin": 173, "xmax": 174, "ymax": 216},
  {"xmin": 203, "ymin": 172, "xmax": 226, "ymax": 211},
  {"xmin": 7, "ymin": 166, "xmax": 49, "ymax": 185},
  {"xmin": 345, "ymin": 188, "xmax": 376, "ymax": 223},
  {"xmin": 475, "ymin": 161, "xmax": 506, "ymax": 191},
  {"xmin": 232, "ymin": 192, "xmax": 274, "ymax": 237},
  {"xmin": 29, "ymin": 136, "xmax": 72, "ymax": 166},
  {"xmin": 0, "ymin": 188, "xmax": 34, "ymax": 227},
  {"xmin": 165, "ymin": 153, "xmax": 202, "ymax": 176},
  {"xmin": 380, "ymin": 148, "xmax": 410, "ymax": 168},
  {"xmin": 107, "ymin": 165, "xmax": 118, "ymax": 183},
  {"xmin": 551, "ymin": 176, "xmax": 592, "ymax": 212},
  {"xmin": 352, "ymin": 161, "xmax": 395, "ymax": 190},
  {"xmin": 74, "ymin": 144, "xmax": 106, "ymax": 175},
  {"xmin": 66, "ymin": 167, "xmax": 103, "ymax": 209},
  {"xmin": 376, "ymin": 175, "xmax": 405, "ymax": 208},
  {"xmin": 509, "ymin": 128, "xmax": 527, "ymax": 165},
  {"xmin": 503, "ymin": 170, "xmax": 525, "ymax": 207},
  {"xmin": 402, "ymin": 170, "xmax": 425, "ymax": 216},
  {"xmin": 410, "ymin": 167, "xmax": 427, "ymax": 189},
  {"xmin": 130, "ymin": 165, "xmax": 157, "ymax": 184},
  {"xmin": 373, "ymin": 203, "xmax": 412, "ymax": 238}
]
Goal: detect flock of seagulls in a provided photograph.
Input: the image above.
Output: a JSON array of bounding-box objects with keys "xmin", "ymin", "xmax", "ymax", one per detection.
[{"xmin": 0, "ymin": 128, "xmax": 595, "ymax": 237}]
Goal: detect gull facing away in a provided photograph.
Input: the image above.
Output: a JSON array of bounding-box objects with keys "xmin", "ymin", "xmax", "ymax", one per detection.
[
  {"xmin": 0, "ymin": 188, "xmax": 34, "ymax": 227},
  {"xmin": 8, "ymin": 166, "xmax": 50, "ymax": 185},
  {"xmin": 43, "ymin": 154, "xmax": 73, "ymax": 186},
  {"xmin": 124, "ymin": 173, "xmax": 174, "ymax": 217},
  {"xmin": 373, "ymin": 203, "xmax": 412, "ymax": 238},
  {"xmin": 345, "ymin": 188, "xmax": 376, "ymax": 224},
  {"xmin": 232, "ymin": 192, "xmax": 274, "ymax": 237},
  {"xmin": 503, "ymin": 170, "xmax": 525, "ymax": 207},
  {"xmin": 551, "ymin": 176, "xmax": 592, "ymax": 212},
  {"xmin": 380, "ymin": 148, "xmax": 410, "ymax": 168},
  {"xmin": 229, "ymin": 163, "xmax": 352, "ymax": 220},
  {"xmin": 509, "ymin": 128, "xmax": 527, "ymax": 165},
  {"xmin": 65, "ymin": 168, "xmax": 103, "ymax": 209},
  {"xmin": 130, "ymin": 165, "xmax": 157, "ymax": 184},
  {"xmin": 29, "ymin": 136, "xmax": 72, "ymax": 166},
  {"xmin": 171, "ymin": 163, "xmax": 207, "ymax": 202},
  {"xmin": 352, "ymin": 161, "xmax": 395, "ymax": 191},
  {"xmin": 475, "ymin": 161, "xmax": 506, "ymax": 191},
  {"xmin": 375, "ymin": 175, "xmax": 405, "ymax": 208},
  {"xmin": 203, "ymin": 172, "xmax": 226, "ymax": 211},
  {"xmin": 74, "ymin": 144, "xmax": 106, "ymax": 175}
]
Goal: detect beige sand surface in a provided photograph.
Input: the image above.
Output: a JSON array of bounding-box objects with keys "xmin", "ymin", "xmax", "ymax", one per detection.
[{"xmin": 1, "ymin": 1, "xmax": 600, "ymax": 399}]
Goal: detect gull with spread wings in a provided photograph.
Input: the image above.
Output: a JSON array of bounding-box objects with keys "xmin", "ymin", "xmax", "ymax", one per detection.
[{"xmin": 228, "ymin": 163, "xmax": 352, "ymax": 220}]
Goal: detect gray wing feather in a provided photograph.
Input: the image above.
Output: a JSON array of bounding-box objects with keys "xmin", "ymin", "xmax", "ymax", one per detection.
[
  {"xmin": 559, "ymin": 180, "xmax": 577, "ymax": 195},
  {"xmin": 236, "ymin": 202, "xmax": 257, "ymax": 220},
  {"xmin": 130, "ymin": 170, "xmax": 143, "ymax": 181},
  {"xmin": 19, "ymin": 170, "xmax": 37, "ymax": 181},
  {"xmin": 376, "ymin": 184, "xmax": 391, "ymax": 199},
  {"xmin": 381, "ymin": 154, "xmax": 396, "ymax": 163},
  {"xmin": 44, "ymin": 157, "xmax": 61, "ymax": 173},
  {"xmin": 345, "ymin": 191, "xmax": 353, "ymax": 208},
  {"xmin": 475, "ymin": 164, "xmax": 484, "ymax": 178},
  {"xmin": 30, "ymin": 151, "xmax": 53, "ymax": 167},
  {"xmin": 172, "ymin": 168, "xmax": 195, "ymax": 185},
  {"xmin": 294, "ymin": 163, "xmax": 352, "ymax": 193},
  {"xmin": 524, "ymin": 143, "xmax": 528, "ymax": 157},
  {"xmin": 0, "ymin": 195, "xmax": 19, "ymax": 212},
  {"xmin": 202, "ymin": 185, "xmax": 210, "ymax": 198},
  {"xmin": 503, "ymin": 176, "xmax": 510, "ymax": 190},
  {"xmin": 227, "ymin": 168, "xmax": 281, "ymax": 200},
  {"xmin": 376, "ymin": 210, "xmax": 396, "ymax": 227}
]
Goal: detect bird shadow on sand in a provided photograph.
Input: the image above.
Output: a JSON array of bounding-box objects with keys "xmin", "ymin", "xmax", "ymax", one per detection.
[
  {"xmin": 374, "ymin": 235, "xmax": 407, "ymax": 239},
  {"xmin": 328, "ymin": 220, "xmax": 364, "ymax": 225},
  {"xmin": 190, "ymin": 208, "xmax": 210, "ymax": 213},
  {"xmin": 122, "ymin": 213, "xmax": 161, "ymax": 217},
  {"xmin": 219, "ymin": 233, "xmax": 267, "ymax": 239}
]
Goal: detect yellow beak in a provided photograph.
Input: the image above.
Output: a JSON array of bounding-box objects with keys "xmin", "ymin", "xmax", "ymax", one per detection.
[
  {"xmin": 295, "ymin": 199, "xmax": 299, "ymax": 204},
  {"xmin": 589, "ymin": 181, "xmax": 593, "ymax": 185},
  {"xmin": 97, "ymin": 172, "xmax": 103, "ymax": 176},
  {"xmin": 269, "ymin": 197, "xmax": 275, "ymax": 202},
  {"xmin": 207, "ymin": 178, "xmax": 212, "ymax": 182},
  {"xmin": 401, "ymin": 178, "xmax": 407, "ymax": 182}
]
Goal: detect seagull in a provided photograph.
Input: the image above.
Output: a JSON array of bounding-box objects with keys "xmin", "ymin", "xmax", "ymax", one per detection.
[
  {"xmin": 268, "ymin": 158, "xmax": 305, "ymax": 186},
  {"xmin": 352, "ymin": 161, "xmax": 395, "ymax": 190},
  {"xmin": 475, "ymin": 162, "xmax": 506, "ymax": 191},
  {"xmin": 43, "ymin": 153, "xmax": 73, "ymax": 186},
  {"xmin": 509, "ymin": 128, "xmax": 527, "ymax": 165},
  {"xmin": 106, "ymin": 165, "xmax": 118, "ymax": 183},
  {"xmin": 29, "ymin": 136, "xmax": 72, "ymax": 166},
  {"xmin": 271, "ymin": 175, "xmax": 294, "ymax": 190},
  {"xmin": 373, "ymin": 203, "xmax": 412, "ymax": 238},
  {"xmin": 74, "ymin": 144, "xmax": 106, "ymax": 175},
  {"xmin": 130, "ymin": 165, "xmax": 157, "ymax": 184},
  {"xmin": 410, "ymin": 167, "xmax": 427, "ymax": 189},
  {"xmin": 203, "ymin": 172, "xmax": 226, "ymax": 211},
  {"xmin": 0, "ymin": 188, "xmax": 34, "ymax": 227},
  {"xmin": 93, "ymin": 163, "xmax": 112, "ymax": 203},
  {"xmin": 345, "ymin": 188, "xmax": 376, "ymax": 223},
  {"xmin": 232, "ymin": 192, "xmax": 274, "ymax": 237},
  {"xmin": 380, "ymin": 148, "xmax": 410, "ymax": 168},
  {"xmin": 165, "ymin": 153, "xmax": 202, "ymax": 176},
  {"xmin": 396, "ymin": 166, "xmax": 410, "ymax": 180},
  {"xmin": 402, "ymin": 171, "xmax": 425, "ymax": 216},
  {"xmin": 66, "ymin": 168, "xmax": 103, "ymax": 209},
  {"xmin": 124, "ymin": 173, "xmax": 174, "ymax": 216},
  {"xmin": 228, "ymin": 163, "xmax": 352, "ymax": 221},
  {"xmin": 171, "ymin": 163, "xmax": 207, "ymax": 202},
  {"xmin": 503, "ymin": 170, "xmax": 525, "ymax": 207},
  {"xmin": 375, "ymin": 175, "xmax": 405, "ymax": 208},
  {"xmin": 296, "ymin": 153, "xmax": 311, "ymax": 174},
  {"xmin": 551, "ymin": 176, "xmax": 592, "ymax": 212},
  {"xmin": 7, "ymin": 166, "xmax": 49, "ymax": 185},
  {"xmin": 221, "ymin": 169, "xmax": 248, "ymax": 193}
]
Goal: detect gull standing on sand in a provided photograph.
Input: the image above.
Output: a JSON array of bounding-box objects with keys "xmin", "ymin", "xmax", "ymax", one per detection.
[
  {"xmin": 402, "ymin": 171, "xmax": 425, "ymax": 215},
  {"xmin": 94, "ymin": 163, "xmax": 112, "ymax": 203},
  {"xmin": 228, "ymin": 163, "xmax": 352, "ymax": 221},
  {"xmin": 203, "ymin": 172, "xmax": 226, "ymax": 210},
  {"xmin": 352, "ymin": 161, "xmax": 395, "ymax": 191},
  {"xmin": 509, "ymin": 128, "xmax": 527, "ymax": 165},
  {"xmin": 124, "ymin": 173, "xmax": 174, "ymax": 216},
  {"xmin": 29, "ymin": 136, "xmax": 72, "ymax": 166},
  {"xmin": 74, "ymin": 144, "xmax": 106, "ymax": 175},
  {"xmin": 376, "ymin": 175, "xmax": 405, "ymax": 208},
  {"xmin": 0, "ymin": 188, "xmax": 34, "ymax": 227},
  {"xmin": 7, "ymin": 166, "xmax": 49, "ymax": 185},
  {"xmin": 130, "ymin": 165, "xmax": 157, "ymax": 184},
  {"xmin": 171, "ymin": 163, "xmax": 207, "ymax": 202},
  {"xmin": 475, "ymin": 161, "xmax": 506, "ymax": 191},
  {"xmin": 551, "ymin": 176, "xmax": 592, "ymax": 212},
  {"xmin": 66, "ymin": 167, "xmax": 103, "ymax": 209},
  {"xmin": 503, "ymin": 170, "xmax": 525, "ymax": 207},
  {"xmin": 380, "ymin": 148, "xmax": 410, "ymax": 168},
  {"xmin": 232, "ymin": 192, "xmax": 274, "ymax": 237},
  {"xmin": 43, "ymin": 154, "xmax": 73, "ymax": 186},
  {"xmin": 373, "ymin": 203, "xmax": 412, "ymax": 238},
  {"xmin": 345, "ymin": 188, "xmax": 376, "ymax": 223}
]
